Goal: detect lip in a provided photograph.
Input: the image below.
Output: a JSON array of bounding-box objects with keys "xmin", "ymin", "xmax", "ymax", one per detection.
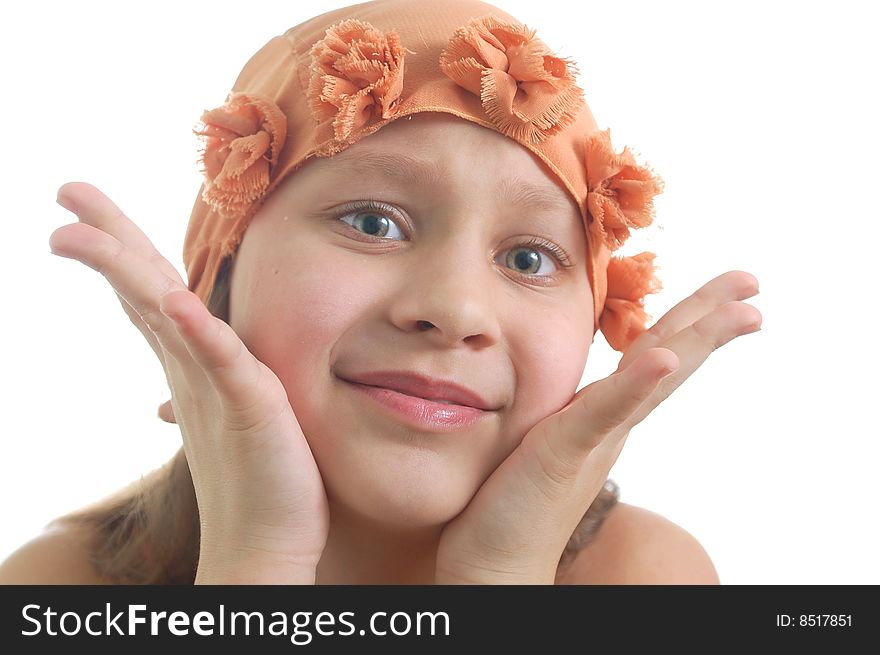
[
  {"xmin": 337, "ymin": 370, "xmax": 498, "ymax": 433},
  {"xmin": 343, "ymin": 380, "xmax": 491, "ymax": 433},
  {"xmin": 339, "ymin": 370, "xmax": 497, "ymax": 410}
]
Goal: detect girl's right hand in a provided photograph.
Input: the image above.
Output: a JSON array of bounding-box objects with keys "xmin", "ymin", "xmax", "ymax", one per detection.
[{"xmin": 49, "ymin": 182, "xmax": 329, "ymax": 584}]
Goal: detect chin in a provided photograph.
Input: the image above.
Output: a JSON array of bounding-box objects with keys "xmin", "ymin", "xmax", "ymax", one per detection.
[
  {"xmin": 325, "ymin": 453, "xmax": 479, "ymax": 530},
  {"xmin": 298, "ymin": 393, "xmax": 498, "ymax": 529}
]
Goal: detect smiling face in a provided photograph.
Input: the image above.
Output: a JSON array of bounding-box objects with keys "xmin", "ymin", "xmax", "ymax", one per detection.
[{"xmin": 227, "ymin": 112, "xmax": 593, "ymax": 529}]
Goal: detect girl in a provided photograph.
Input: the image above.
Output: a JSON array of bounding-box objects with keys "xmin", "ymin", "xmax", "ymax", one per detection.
[{"xmin": 0, "ymin": 0, "xmax": 760, "ymax": 584}]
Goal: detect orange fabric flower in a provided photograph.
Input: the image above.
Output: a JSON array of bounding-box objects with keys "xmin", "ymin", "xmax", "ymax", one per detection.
[
  {"xmin": 439, "ymin": 16, "xmax": 585, "ymax": 144},
  {"xmin": 599, "ymin": 252, "xmax": 663, "ymax": 352},
  {"xmin": 584, "ymin": 128, "xmax": 665, "ymax": 251},
  {"xmin": 192, "ymin": 92, "xmax": 287, "ymax": 220},
  {"xmin": 307, "ymin": 18, "xmax": 408, "ymax": 142}
]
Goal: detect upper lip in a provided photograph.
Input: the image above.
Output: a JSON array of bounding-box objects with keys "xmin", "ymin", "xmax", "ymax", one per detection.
[{"xmin": 340, "ymin": 370, "xmax": 498, "ymax": 411}]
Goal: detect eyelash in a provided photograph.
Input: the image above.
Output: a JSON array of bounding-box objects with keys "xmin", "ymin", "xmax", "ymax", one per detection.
[{"xmin": 331, "ymin": 198, "xmax": 575, "ymax": 279}]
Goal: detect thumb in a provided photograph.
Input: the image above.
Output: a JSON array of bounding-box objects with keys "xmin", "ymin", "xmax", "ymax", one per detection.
[
  {"xmin": 157, "ymin": 399, "xmax": 177, "ymax": 424},
  {"xmin": 534, "ymin": 347, "xmax": 678, "ymax": 479}
]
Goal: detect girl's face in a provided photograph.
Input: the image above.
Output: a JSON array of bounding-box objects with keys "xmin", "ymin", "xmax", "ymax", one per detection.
[{"xmin": 228, "ymin": 112, "xmax": 593, "ymax": 528}]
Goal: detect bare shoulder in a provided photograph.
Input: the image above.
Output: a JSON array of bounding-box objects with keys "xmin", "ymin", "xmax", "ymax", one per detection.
[
  {"xmin": 556, "ymin": 502, "xmax": 720, "ymax": 585},
  {"xmin": 0, "ymin": 525, "xmax": 108, "ymax": 585}
]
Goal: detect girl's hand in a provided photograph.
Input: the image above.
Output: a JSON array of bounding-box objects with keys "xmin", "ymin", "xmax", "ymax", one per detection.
[
  {"xmin": 49, "ymin": 182, "xmax": 329, "ymax": 584},
  {"xmin": 434, "ymin": 271, "xmax": 761, "ymax": 584}
]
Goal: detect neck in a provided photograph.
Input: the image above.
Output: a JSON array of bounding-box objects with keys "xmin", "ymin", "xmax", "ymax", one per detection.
[{"xmin": 314, "ymin": 499, "xmax": 442, "ymax": 585}]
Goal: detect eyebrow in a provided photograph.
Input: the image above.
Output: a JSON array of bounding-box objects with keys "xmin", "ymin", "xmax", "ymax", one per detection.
[{"xmin": 328, "ymin": 150, "xmax": 576, "ymax": 216}]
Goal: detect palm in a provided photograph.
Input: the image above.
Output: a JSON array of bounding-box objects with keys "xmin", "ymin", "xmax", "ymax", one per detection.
[{"xmin": 52, "ymin": 181, "xmax": 331, "ymax": 576}]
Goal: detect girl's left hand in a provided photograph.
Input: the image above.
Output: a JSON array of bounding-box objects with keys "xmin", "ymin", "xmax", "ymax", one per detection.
[{"xmin": 434, "ymin": 270, "xmax": 761, "ymax": 584}]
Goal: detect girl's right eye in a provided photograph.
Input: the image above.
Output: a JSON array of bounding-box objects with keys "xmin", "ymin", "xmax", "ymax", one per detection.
[{"xmin": 335, "ymin": 200, "xmax": 406, "ymax": 241}]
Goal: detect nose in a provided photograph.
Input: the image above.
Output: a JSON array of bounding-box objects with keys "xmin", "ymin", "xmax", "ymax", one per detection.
[{"xmin": 388, "ymin": 235, "xmax": 502, "ymax": 348}]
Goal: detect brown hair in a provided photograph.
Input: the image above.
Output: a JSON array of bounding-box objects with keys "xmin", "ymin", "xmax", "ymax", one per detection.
[{"xmin": 47, "ymin": 256, "xmax": 619, "ymax": 583}]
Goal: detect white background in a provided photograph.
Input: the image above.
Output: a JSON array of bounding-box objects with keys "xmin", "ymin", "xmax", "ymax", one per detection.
[{"xmin": 1, "ymin": 0, "xmax": 877, "ymax": 584}]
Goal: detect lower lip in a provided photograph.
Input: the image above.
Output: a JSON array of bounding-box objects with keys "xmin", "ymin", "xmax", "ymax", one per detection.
[{"xmin": 344, "ymin": 381, "xmax": 490, "ymax": 432}]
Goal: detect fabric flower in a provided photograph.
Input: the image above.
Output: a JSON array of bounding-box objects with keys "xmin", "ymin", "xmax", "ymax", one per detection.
[
  {"xmin": 439, "ymin": 15, "xmax": 585, "ymax": 144},
  {"xmin": 584, "ymin": 128, "xmax": 665, "ymax": 251},
  {"xmin": 599, "ymin": 252, "xmax": 663, "ymax": 352},
  {"xmin": 192, "ymin": 92, "xmax": 287, "ymax": 220},
  {"xmin": 307, "ymin": 18, "xmax": 408, "ymax": 142}
]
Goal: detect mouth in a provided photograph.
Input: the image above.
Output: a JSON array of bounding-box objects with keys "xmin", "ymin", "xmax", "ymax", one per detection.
[
  {"xmin": 337, "ymin": 370, "xmax": 497, "ymax": 411},
  {"xmin": 341, "ymin": 379, "xmax": 493, "ymax": 433}
]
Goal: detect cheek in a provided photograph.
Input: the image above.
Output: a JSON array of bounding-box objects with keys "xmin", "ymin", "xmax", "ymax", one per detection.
[
  {"xmin": 232, "ymin": 252, "xmax": 371, "ymax": 393},
  {"xmin": 513, "ymin": 313, "xmax": 591, "ymax": 425}
]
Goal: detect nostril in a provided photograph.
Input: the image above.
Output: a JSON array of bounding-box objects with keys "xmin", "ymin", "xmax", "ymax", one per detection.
[{"xmin": 417, "ymin": 320, "xmax": 435, "ymax": 331}]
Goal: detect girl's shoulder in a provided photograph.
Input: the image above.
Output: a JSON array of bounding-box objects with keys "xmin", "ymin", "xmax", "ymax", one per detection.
[
  {"xmin": 1, "ymin": 502, "xmax": 720, "ymax": 585},
  {"xmin": 555, "ymin": 502, "xmax": 720, "ymax": 585},
  {"xmin": 0, "ymin": 525, "xmax": 107, "ymax": 584}
]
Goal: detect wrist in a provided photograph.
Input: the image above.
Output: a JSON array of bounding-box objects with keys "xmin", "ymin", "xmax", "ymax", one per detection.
[
  {"xmin": 196, "ymin": 560, "xmax": 316, "ymax": 585},
  {"xmin": 196, "ymin": 547, "xmax": 317, "ymax": 585},
  {"xmin": 435, "ymin": 563, "xmax": 556, "ymax": 585}
]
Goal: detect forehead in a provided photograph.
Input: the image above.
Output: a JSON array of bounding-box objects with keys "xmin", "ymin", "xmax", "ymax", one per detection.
[{"xmin": 316, "ymin": 112, "xmax": 581, "ymax": 221}]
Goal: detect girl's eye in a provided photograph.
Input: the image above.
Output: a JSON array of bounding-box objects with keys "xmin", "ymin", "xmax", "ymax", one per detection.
[
  {"xmin": 500, "ymin": 243, "xmax": 557, "ymax": 276},
  {"xmin": 335, "ymin": 200, "xmax": 572, "ymax": 279},
  {"xmin": 338, "ymin": 206, "xmax": 406, "ymax": 241}
]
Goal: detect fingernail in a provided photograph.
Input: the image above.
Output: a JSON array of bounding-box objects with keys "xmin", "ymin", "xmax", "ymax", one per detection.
[{"xmin": 56, "ymin": 190, "xmax": 76, "ymax": 213}]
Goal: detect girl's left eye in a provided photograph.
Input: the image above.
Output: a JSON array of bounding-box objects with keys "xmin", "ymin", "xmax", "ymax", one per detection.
[
  {"xmin": 338, "ymin": 203, "xmax": 406, "ymax": 241},
  {"xmin": 335, "ymin": 200, "xmax": 573, "ymax": 278}
]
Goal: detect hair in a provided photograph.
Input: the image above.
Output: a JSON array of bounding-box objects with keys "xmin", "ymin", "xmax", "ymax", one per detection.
[{"xmin": 47, "ymin": 255, "xmax": 619, "ymax": 583}]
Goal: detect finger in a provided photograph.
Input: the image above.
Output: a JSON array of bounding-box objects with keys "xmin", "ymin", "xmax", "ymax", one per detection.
[
  {"xmin": 50, "ymin": 221, "xmax": 209, "ymax": 427},
  {"xmin": 616, "ymin": 270, "xmax": 760, "ymax": 372},
  {"xmin": 158, "ymin": 399, "xmax": 176, "ymax": 423},
  {"xmin": 54, "ymin": 182, "xmax": 184, "ymax": 375},
  {"xmin": 536, "ymin": 347, "xmax": 679, "ymax": 479},
  {"xmin": 114, "ymin": 288, "xmax": 168, "ymax": 366},
  {"xmin": 159, "ymin": 289, "xmax": 271, "ymax": 406},
  {"xmin": 56, "ymin": 182, "xmax": 185, "ymax": 286},
  {"xmin": 49, "ymin": 220, "xmax": 272, "ymax": 428},
  {"xmin": 625, "ymin": 299, "xmax": 762, "ymax": 428},
  {"xmin": 49, "ymin": 222, "xmax": 199, "ymax": 374}
]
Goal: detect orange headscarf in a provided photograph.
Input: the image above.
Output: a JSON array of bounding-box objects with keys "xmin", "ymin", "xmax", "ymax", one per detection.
[{"xmin": 184, "ymin": 0, "xmax": 665, "ymax": 353}]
